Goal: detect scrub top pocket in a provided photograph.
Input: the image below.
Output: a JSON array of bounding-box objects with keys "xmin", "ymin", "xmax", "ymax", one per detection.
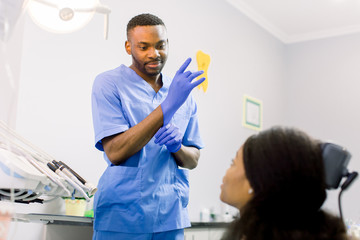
[
  {"xmin": 96, "ymin": 166, "xmax": 142, "ymax": 212},
  {"xmin": 174, "ymin": 168, "xmax": 190, "ymax": 208}
]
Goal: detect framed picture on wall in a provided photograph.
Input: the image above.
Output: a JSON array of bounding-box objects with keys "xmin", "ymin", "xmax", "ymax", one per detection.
[{"xmin": 242, "ymin": 95, "xmax": 263, "ymax": 131}]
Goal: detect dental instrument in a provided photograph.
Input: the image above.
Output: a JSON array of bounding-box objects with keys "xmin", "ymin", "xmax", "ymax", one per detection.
[{"xmin": 47, "ymin": 163, "xmax": 90, "ymax": 202}]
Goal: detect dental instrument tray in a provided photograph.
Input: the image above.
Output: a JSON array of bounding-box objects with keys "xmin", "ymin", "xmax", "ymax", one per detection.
[{"xmin": 0, "ymin": 121, "xmax": 97, "ymax": 204}]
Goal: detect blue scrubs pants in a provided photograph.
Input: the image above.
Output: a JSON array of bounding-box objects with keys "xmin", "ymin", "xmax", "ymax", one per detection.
[{"xmin": 93, "ymin": 229, "xmax": 184, "ymax": 240}]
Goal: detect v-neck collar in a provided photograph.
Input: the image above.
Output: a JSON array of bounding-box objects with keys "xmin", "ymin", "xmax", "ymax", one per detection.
[{"xmin": 122, "ymin": 65, "xmax": 170, "ymax": 102}]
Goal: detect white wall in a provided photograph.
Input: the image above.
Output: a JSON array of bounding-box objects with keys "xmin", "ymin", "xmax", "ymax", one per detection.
[
  {"xmin": 183, "ymin": 1, "xmax": 286, "ymax": 220},
  {"xmin": 14, "ymin": 0, "xmax": 287, "ymax": 228},
  {"xmin": 284, "ymin": 33, "xmax": 360, "ymax": 221},
  {"xmin": 0, "ymin": 16, "xmax": 24, "ymax": 129}
]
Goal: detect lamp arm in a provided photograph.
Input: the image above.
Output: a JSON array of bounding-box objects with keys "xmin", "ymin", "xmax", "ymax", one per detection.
[
  {"xmin": 104, "ymin": 13, "xmax": 109, "ymax": 40},
  {"xmin": 73, "ymin": 5, "xmax": 111, "ymax": 14},
  {"xmin": 32, "ymin": 0, "xmax": 58, "ymax": 9},
  {"xmin": 73, "ymin": 4, "xmax": 111, "ymax": 40},
  {"xmin": 94, "ymin": 5, "xmax": 111, "ymax": 14}
]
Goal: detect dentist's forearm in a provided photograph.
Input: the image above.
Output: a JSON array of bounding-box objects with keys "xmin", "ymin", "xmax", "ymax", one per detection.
[
  {"xmin": 172, "ymin": 145, "xmax": 200, "ymax": 169},
  {"xmin": 102, "ymin": 106, "xmax": 164, "ymax": 165}
]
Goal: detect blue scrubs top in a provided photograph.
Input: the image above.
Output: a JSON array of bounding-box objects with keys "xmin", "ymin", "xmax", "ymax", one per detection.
[{"xmin": 91, "ymin": 65, "xmax": 204, "ymax": 233}]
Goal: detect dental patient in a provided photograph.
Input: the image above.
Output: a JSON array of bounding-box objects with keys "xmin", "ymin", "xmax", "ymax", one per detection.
[{"xmin": 220, "ymin": 126, "xmax": 353, "ymax": 240}]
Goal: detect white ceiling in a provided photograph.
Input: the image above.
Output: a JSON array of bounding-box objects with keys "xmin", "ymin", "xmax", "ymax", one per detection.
[{"xmin": 227, "ymin": 0, "xmax": 360, "ymax": 43}]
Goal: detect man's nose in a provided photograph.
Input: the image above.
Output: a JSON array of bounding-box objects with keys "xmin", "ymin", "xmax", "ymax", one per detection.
[{"xmin": 148, "ymin": 47, "xmax": 160, "ymax": 58}]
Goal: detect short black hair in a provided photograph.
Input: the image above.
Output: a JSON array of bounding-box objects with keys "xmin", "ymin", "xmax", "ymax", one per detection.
[{"xmin": 126, "ymin": 13, "xmax": 165, "ymax": 39}]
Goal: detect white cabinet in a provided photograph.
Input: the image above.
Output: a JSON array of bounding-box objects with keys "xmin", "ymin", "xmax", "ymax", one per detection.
[
  {"xmin": 184, "ymin": 229, "xmax": 209, "ymax": 240},
  {"xmin": 209, "ymin": 228, "xmax": 226, "ymax": 240},
  {"xmin": 184, "ymin": 227, "xmax": 226, "ymax": 240}
]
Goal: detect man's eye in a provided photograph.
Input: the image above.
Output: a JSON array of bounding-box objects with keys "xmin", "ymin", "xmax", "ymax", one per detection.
[
  {"xmin": 157, "ymin": 43, "xmax": 166, "ymax": 50},
  {"xmin": 139, "ymin": 46, "xmax": 147, "ymax": 50}
]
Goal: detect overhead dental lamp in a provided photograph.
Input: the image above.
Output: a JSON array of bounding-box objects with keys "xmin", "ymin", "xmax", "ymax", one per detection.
[{"xmin": 27, "ymin": 0, "xmax": 111, "ymax": 39}]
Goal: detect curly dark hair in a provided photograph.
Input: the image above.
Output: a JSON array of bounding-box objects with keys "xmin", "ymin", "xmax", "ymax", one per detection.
[
  {"xmin": 126, "ymin": 13, "xmax": 165, "ymax": 39},
  {"xmin": 222, "ymin": 126, "xmax": 348, "ymax": 240}
]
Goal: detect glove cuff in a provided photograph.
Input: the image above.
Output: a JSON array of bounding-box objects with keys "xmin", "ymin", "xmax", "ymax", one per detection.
[
  {"xmin": 169, "ymin": 143, "xmax": 181, "ymax": 153},
  {"xmin": 160, "ymin": 101, "xmax": 175, "ymax": 126}
]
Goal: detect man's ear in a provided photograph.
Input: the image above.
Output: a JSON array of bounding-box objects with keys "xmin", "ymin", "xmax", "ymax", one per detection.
[{"xmin": 125, "ymin": 40, "xmax": 131, "ymax": 55}]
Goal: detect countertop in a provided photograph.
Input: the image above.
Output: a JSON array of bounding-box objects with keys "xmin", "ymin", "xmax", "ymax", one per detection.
[{"xmin": 13, "ymin": 213, "xmax": 230, "ymax": 228}]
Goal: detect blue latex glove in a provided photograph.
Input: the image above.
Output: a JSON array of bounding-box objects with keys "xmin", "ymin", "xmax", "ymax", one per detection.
[
  {"xmin": 161, "ymin": 58, "xmax": 205, "ymax": 125},
  {"xmin": 154, "ymin": 123, "xmax": 182, "ymax": 153}
]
